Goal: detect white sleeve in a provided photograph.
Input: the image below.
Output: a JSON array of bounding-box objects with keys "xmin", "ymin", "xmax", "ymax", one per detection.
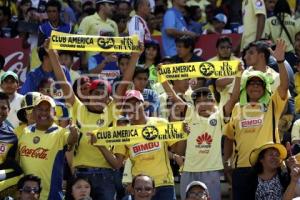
[{"xmin": 127, "ymin": 17, "xmax": 145, "ymax": 42}]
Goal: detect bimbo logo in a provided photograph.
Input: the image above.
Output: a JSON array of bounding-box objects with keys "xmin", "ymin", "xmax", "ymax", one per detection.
[
  {"xmin": 132, "ymin": 142, "xmax": 160, "ymax": 156},
  {"xmin": 20, "ymin": 146, "xmax": 49, "ymax": 160}
]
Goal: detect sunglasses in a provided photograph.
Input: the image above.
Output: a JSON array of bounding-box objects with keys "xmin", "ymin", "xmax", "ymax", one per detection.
[
  {"xmin": 20, "ymin": 186, "xmax": 40, "ymax": 194},
  {"xmin": 247, "ymin": 80, "xmax": 265, "ymax": 87}
]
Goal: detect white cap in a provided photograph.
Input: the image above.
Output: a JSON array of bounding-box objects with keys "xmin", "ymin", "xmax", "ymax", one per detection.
[{"xmin": 186, "ymin": 181, "xmax": 209, "ymax": 196}]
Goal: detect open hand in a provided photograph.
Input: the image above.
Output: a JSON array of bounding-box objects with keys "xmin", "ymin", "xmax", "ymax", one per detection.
[{"xmin": 270, "ymin": 39, "xmax": 287, "ymax": 62}]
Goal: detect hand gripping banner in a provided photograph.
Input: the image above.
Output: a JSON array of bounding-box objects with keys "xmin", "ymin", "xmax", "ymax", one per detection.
[
  {"xmin": 158, "ymin": 60, "xmax": 240, "ymax": 82},
  {"xmin": 92, "ymin": 122, "xmax": 187, "ymax": 146},
  {"xmin": 49, "ymin": 31, "xmax": 140, "ymax": 52}
]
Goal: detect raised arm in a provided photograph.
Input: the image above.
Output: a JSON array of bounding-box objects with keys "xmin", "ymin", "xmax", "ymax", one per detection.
[
  {"xmin": 223, "ymin": 63, "xmax": 243, "ymax": 117},
  {"xmin": 215, "ymin": 77, "xmax": 234, "ymax": 92},
  {"xmin": 47, "ymin": 40, "xmax": 76, "ymax": 106},
  {"xmin": 272, "ymin": 39, "xmax": 289, "ymax": 100},
  {"xmin": 114, "ymin": 46, "xmax": 143, "ymax": 104},
  {"xmin": 161, "ymin": 77, "xmax": 188, "ymax": 113}
]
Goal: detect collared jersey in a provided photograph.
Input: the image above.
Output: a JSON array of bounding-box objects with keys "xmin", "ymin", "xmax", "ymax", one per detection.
[
  {"xmin": 224, "ymin": 90, "xmax": 287, "ymax": 168},
  {"xmin": 18, "ymin": 124, "xmax": 69, "ymax": 200},
  {"xmin": 78, "ymin": 13, "xmax": 119, "ymax": 37},
  {"xmin": 39, "ymin": 21, "xmax": 72, "ymax": 38},
  {"xmin": 183, "ymin": 108, "xmax": 224, "ymax": 172},
  {"xmin": 241, "ymin": 0, "xmax": 266, "ymax": 50},
  {"xmin": 114, "ymin": 117, "xmax": 176, "ymax": 187},
  {"xmin": 72, "ymin": 97, "xmax": 120, "ymax": 168}
]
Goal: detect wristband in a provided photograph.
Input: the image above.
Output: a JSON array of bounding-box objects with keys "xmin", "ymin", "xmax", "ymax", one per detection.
[{"xmin": 277, "ymin": 59, "xmax": 285, "ymax": 64}]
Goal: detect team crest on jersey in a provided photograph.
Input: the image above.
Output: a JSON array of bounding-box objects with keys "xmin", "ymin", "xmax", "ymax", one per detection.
[
  {"xmin": 0, "ymin": 143, "xmax": 7, "ymax": 154},
  {"xmin": 255, "ymin": 0, "xmax": 263, "ymax": 8},
  {"xmin": 142, "ymin": 126, "xmax": 159, "ymax": 140},
  {"xmin": 33, "ymin": 136, "xmax": 40, "ymax": 144},
  {"xmin": 209, "ymin": 119, "xmax": 217, "ymax": 126},
  {"xmin": 97, "ymin": 119, "xmax": 105, "ymax": 127}
]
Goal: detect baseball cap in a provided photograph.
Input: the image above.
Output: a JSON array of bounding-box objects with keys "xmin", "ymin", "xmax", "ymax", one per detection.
[
  {"xmin": 17, "ymin": 92, "xmax": 43, "ymax": 123},
  {"xmin": 96, "ymin": 0, "xmax": 115, "ymax": 4},
  {"xmin": 124, "ymin": 90, "xmax": 144, "ymax": 102},
  {"xmin": 186, "ymin": 181, "xmax": 209, "ymax": 196},
  {"xmin": 89, "ymin": 79, "xmax": 112, "ymax": 95},
  {"xmin": 33, "ymin": 95, "xmax": 56, "ymax": 108},
  {"xmin": 213, "ymin": 13, "xmax": 227, "ymax": 24},
  {"xmin": 55, "ymin": 102, "xmax": 70, "ymax": 120},
  {"xmin": 1, "ymin": 71, "xmax": 18, "ymax": 83},
  {"xmin": 249, "ymin": 142, "xmax": 287, "ymax": 166}
]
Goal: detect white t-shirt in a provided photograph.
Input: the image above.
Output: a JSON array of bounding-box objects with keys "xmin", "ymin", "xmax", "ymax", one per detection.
[{"xmin": 127, "ymin": 15, "xmax": 151, "ymax": 42}]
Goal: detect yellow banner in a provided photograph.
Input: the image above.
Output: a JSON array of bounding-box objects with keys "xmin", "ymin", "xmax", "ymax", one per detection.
[
  {"xmin": 49, "ymin": 31, "xmax": 140, "ymax": 52},
  {"xmin": 158, "ymin": 60, "xmax": 239, "ymax": 82},
  {"xmin": 92, "ymin": 122, "xmax": 187, "ymax": 146}
]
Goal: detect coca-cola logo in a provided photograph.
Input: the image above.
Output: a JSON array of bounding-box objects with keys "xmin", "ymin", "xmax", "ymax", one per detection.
[
  {"xmin": 0, "ymin": 38, "xmax": 30, "ymax": 84},
  {"xmin": 20, "ymin": 146, "xmax": 49, "ymax": 160}
]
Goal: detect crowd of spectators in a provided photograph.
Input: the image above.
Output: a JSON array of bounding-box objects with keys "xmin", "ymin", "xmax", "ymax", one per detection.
[{"xmin": 2, "ymin": 0, "xmax": 300, "ymax": 199}]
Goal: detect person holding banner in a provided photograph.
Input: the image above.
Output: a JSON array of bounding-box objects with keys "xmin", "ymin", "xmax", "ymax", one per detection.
[
  {"xmin": 160, "ymin": 61, "xmax": 242, "ymax": 200},
  {"xmin": 223, "ymin": 39, "xmax": 289, "ymax": 200},
  {"xmin": 93, "ymin": 89, "xmax": 188, "ymax": 200},
  {"xmin": 77, "ymin": 0, "xmax": 118, "ymax": 66},
  {"xmin": 47, "ymin": 39, "xmax": 142, "ymax": 200}
]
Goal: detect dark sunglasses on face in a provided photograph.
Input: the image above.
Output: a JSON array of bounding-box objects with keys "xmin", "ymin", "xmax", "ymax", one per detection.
[
  {"xmin": 20, "ymin": 186, "xmax": 40, "ymax": 194},
  {"xmin": 247, "ymin": 80, "xmax": 265, "ymax": 87}
]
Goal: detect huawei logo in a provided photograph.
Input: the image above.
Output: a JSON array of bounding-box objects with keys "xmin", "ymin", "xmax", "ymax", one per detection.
[{"xmin": 196, "ymin": 132, "xmax": 213, "ymax": 145}]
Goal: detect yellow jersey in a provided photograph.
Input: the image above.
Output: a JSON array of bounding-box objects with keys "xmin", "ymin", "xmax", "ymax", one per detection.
[
  {"xmin": 183, "ymin": 108, "xmax": 224, "ymax": 172},
  {"xmin": 263, "ymin": 14, "xmax": 299, "ymax": 52},
  {"xmin": 224, "ymin": 90, "xmax": 287, "ymax": 168},
  {"xmin": 72, "ymin": 97, "xmax": 119, "ymax": 168},
  {"xmin": 241, "ymin": 0, "xmax": 266, "ymax": 50},
  {"xmin": 18, "ymin": 124, "xmax": 69, "ymax": 200},
  {"xmin": 78, "ymin": 12, "xmax": 119, "ymax": 37},
  {"xmin": 114, "ymin": 117, "xmax": 176, "ymax": 187}
]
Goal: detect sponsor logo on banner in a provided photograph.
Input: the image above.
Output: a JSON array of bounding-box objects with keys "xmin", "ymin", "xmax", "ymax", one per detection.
[
  {"xmin": 196, "ymin": 132, "xmax": 213, "ymax": 153},
  {"xmin": 20, "ymin": 146, "xmax": 49, "ymax": 160},
  {"xmin": 199, "ymin": 62, "xmax": 215, "ymax": 76},
  {"xmin": 131, "ymin": 142, "xmax": 161, "ymax": 156},
  {"xmin": 240, "ymin": 118, "xmax": 263, "ymax": 128},
  {"xmin": 0, "ymin": 143, "xmax": 7, "ymax": 154},
  {"xmin": 142, "ymin": 126, "xmax": 159, "ymax": 140},
  {"xmin": 97, "ymin": 38, "xmax": 115, "ymax": 49}
]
